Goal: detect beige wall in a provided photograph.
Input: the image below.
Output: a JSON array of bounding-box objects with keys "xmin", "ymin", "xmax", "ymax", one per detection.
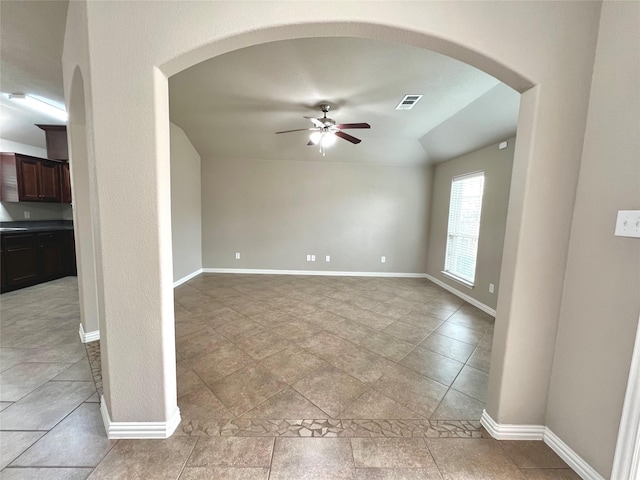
[
  {"xmin": 545, "ymin": 2, "xmax": 640, "ymax": 477},
  {"xmin": 170, "ymin": 123, "xmax": 202, "ymax": 283},
  {"xmin": 427, "ymin": 138, "xmax": 515, "ymax": 310},
  {"xmin": 202, "ymin": 158, "xmax": 431, "ymax": 273}
]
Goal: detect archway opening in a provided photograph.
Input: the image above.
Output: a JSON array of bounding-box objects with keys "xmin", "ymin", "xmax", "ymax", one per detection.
[{"xmin": 166, "ymin": 31, "xmax": 524, "ymax": 429}]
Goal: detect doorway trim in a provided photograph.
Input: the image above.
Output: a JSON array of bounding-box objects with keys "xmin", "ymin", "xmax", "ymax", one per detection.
[{"xmin": 611, "ymin": 314, "xmax": 640, "ymax": 479}]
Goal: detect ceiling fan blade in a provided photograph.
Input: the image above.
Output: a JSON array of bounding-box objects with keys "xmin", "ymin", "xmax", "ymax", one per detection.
[
  {"xmin": 335, "ymin": 131, "xmax": 362, "ymax": 144},
  {"xmin": 304, "ymin": 116, "xmax": 325, "ymax": 128},
  {"xmin": 336, "ymin": 123, "xmax": 370, "ymax": 129},
  {"xmin": 275, "ymin": 128, "xmax": 316, "ymax": 134}
]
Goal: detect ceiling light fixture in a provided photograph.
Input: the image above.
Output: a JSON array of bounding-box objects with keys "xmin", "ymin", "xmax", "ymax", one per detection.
[
  {"xmin": 7, "ymin": 93, "xmax": 68, "ymax": 122},
  {"xmin": 309, "ymin": 130, "xmax": 336, "ymax": 156}
]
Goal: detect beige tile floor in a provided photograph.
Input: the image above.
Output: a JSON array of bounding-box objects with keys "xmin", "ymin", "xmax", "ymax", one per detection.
[{"xmin": 0, "ymin": 275, "xmax": 580, "ymax": 479}]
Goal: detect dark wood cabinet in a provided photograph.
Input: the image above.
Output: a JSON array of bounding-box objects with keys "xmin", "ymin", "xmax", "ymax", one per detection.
[
  {"xmin": 64, "ymin": 230, "xmax": 77, "ymax": 275},
  {"xmin": 60, "ymin": 162, "xmax": 72, "ymax": 204},
  {"xmin": 14, "ymin": 157, "xmax": 40, "ymax": 201},
  {"xmin": 39, "ymin": 161, "xmax": 62, "ymax": 202},
  {"xmin": 2, "ymin": 234, "xmax": 39, "ymax": 289},
  {"xmin": 36, "ymin": 124, "xmax": 69, "ymax": 161},
  {"xmin": 1, "ymin": 153, "xmax": 62, "ymax": 203},
  {"xmin": 38, "ymin": 232, "xmax": 66, "ymax": 280},
  {"xmin": 1, "ymin": 229, "xmax": 77, "ymax": 293}
]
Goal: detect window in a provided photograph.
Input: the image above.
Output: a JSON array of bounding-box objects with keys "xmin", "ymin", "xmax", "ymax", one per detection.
[{"xmin": 444, "ymin": 171, "xmax": 485, "ymax": 286}]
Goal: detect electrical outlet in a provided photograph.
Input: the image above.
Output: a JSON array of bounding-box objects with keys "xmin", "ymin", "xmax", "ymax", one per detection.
[
  {"xmin": 381, "ymin": 256, "xmax": 386, "ymax": 263},
  {"xmin": 489, "ymin": 283, "xmax": 495, "ymax": 294},
  {"xmin": 24, "ymin": 211, "xmax": 30, "ymax": 219},
  {"xmin": 325, "ymin": 255, "xmax": 330, "ymax": 262},
  {"xmin": 615, "ymin": 210, "xmax": 640, "ymax": 238},
  {"xmin": 235, "ymin": 252, "xmax": 240, "ymax": 260},
  {"xmin": 306, "ymin": 255, "xmax": 311, "ymax": 262},
  {"xmin": 311, "ymin": 255, "xmax": 316, "ymax": 262}
]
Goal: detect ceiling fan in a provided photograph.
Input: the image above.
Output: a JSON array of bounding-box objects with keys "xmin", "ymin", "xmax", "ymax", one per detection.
[{"xmin": 275, "ymin": 104, "xmax": 370, "ymax": 155}]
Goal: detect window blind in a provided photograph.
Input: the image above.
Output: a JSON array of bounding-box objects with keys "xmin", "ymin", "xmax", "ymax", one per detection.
[{"xmin": 444, "ymin": 171, "xmax": 485, "ymax": 285}]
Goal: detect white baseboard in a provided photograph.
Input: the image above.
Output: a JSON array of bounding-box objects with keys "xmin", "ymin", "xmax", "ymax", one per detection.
[
  {"xmin": 100, "ymin": 395, "xmax": 181, "ymax": 439},
  {"xmin": 481, "ymin": 410, "xmax": 605, "ymax": 480},
  {"xmin": 78, "ymin": 322, "xmax": 100, "ymax": 343},
  {"xmin": 173, "ymin": 268, "xmax": 203, "ymax": 288},
  {"xmin": 425, "ymin": 274, "xmax": 496, "ymax": 317},
  {"xmin": 480, "ymin": 410, "xmax": 545, "ymax": 440},
  {"xmin": 203, "ymin": 267, "xmax": 429, "ymax": 278}
]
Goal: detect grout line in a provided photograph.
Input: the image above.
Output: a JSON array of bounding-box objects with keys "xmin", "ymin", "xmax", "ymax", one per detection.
[
  {"xmin": 266, "ymin": 436, "xmax": 276, "ymax": 478},
  {"xmin": 176, "ymin": 435, "xmax": 200, "ymax": 478}
]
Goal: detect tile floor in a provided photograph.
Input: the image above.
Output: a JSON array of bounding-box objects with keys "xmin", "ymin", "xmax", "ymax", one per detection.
[{"xmin": 0, "ymin": 274, "xmax": 580, "ymax": 479}]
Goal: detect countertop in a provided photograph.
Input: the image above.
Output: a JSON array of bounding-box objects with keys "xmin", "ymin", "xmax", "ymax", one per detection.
[{"xmin": 0, "ymin": 220, "xmax": 73, "ymax": 234}]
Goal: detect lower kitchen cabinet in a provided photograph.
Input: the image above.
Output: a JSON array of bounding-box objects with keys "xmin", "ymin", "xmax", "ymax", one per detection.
[
  {"xmin": 1, "ymin": 230, "xmax": 77, "ymax": 293},
  {"xmin": 2, "ymin": 234, "xmax": 39, "ymax": 289},
  {"xmin": 38, "ymin": 232, "xmax": 66, "ymax": 281}
]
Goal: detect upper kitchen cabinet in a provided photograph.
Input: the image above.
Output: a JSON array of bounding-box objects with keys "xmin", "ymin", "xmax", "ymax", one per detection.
[
  {"xmin": 60, "ymin": 162, "xmax": 72, "ymax": 204},
  {"xmin": 39, "ymin": 124, "xmax": 72, "ymax": 204},
  {"xmin": 37, "ymin": 124, "xmax": 69, "ymax": 160},
  {"xmin": 1, "ymin": 153, "xmax": 62, "ymax": 202}
]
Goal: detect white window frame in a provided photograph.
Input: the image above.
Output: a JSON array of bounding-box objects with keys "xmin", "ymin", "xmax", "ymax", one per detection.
[{"xmin": 442, "ymin": 171, "xmax": 485, "ymax": 288}]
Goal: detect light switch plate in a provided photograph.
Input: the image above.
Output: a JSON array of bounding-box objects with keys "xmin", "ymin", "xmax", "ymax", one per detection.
[
  {"xmin": 325, "ymin": 255, "xmax": 330, "ymax": 262},
  {"xmin": 381, "ymin": 256, "xmax": 386, "ymax": 263},
  {"xmin": 615, "ymin": 210, "xmax": 640, "ymax": 238},
  {"xmin": 235, "ymin": 252, "xmax": 240, "ymax": 260}
]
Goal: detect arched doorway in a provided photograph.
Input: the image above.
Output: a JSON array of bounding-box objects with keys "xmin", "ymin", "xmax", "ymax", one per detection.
[
  {"xmin": 68, "ymin": 67, "xmax": 101, "ymax": 343},
  {"xmin": 61, "ymin": 3, "xmax": 598, "ymax": 446}
]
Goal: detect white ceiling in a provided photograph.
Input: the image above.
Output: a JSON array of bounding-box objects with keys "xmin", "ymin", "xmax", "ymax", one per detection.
[
  {"xmin": 170, "ymin": 37, "xmax": 520, "ymax": 165},
  {"xmin": 1, "ymin": 2, "xmax": 519, "ymax": 165},
  {"xmin": 0, "ymin": 0, "xmax": 69, "ymax": 149}
]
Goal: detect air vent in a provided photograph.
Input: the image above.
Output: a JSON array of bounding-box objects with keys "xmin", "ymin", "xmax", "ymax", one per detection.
[{"xmin": 395, "ymin": 94, "xmax": 423, "ymax": 110}]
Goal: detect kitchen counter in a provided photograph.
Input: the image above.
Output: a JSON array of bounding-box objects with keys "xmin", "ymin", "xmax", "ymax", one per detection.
[{"xmin": 0, "ymin": 220, "xmax": 73, "ymax": 233}]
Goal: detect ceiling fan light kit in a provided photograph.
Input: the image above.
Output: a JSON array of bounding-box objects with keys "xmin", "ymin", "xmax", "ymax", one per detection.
[{"xmin": 276, "ymin": 103, "xmax": 370, "ymax": 156}]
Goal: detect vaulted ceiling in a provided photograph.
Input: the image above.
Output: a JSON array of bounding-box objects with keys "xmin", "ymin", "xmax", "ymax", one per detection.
[
  {"xmin": 1, "ymin": 2, "xmax": 519, "ymax": 165},
  {"xmin": 169, "ymin": 37, "xmax": 520, "ymax": 165}
]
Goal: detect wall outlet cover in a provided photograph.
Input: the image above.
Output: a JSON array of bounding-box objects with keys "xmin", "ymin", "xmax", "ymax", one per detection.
[{"xmin": 615, "ymin": 210, "xmax": 640, "ymax": 238}]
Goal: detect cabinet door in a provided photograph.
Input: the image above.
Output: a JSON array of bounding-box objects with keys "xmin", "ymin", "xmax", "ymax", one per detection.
[
  {"xmin": 3, "ymin": 234, "xmax": 38, "ymax": 287},
  {"xmin": 1, "ymin": 245, "xmax": 6, "ymax": 291},
  {"xmin": 38, "ymin": 232, "xmax": 65, "ymax": 280},
  {"xmin": 39, "ymin": 161, "xmax": 62, "ymax": 202},
  {"xmin": 60, "ymin": 163, "xmax": 72, "ymax": 204},
  {"xmin": 16, "ymin": 158, "xmax": 40, "ymax": 201},
  {"xmin": 64, "ymin": 230, "xmax": 77, "ymax": 275}
]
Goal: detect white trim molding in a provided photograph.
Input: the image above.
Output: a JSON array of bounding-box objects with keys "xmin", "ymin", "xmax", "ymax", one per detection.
[
  {"xmin": 78, "ymin": 323, "xmax": 100, "ymax": 343},
  {"xmin": 481, "ymin": 410, "xmax": 605, "ymax": 480},
  {"xmin": 203, "ymin": 267, "xmax": 429, "ymax": 278},
  {"xmin": 173, "ymin": 268, "xmax": 203, "ymax": 288},
  {"xmin": 426, "ymin": 274, "xmax": 496, "ymax": 317},
  {"xmin": 611, "ymin": 314, "xmax": 640, "ymax": 480},
  {"xmin": 480, "ymin": 410, "xmax": 545, "ymax": 440},
  {"xmin": 100, "ymin": 396, "xmax": 181, "ymax": 439}
]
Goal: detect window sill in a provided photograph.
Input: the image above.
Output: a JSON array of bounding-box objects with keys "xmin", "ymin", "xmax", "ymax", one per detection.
[{"xmin": 441, "ymin": 271, "xmax": 474, "ymax": 289}]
